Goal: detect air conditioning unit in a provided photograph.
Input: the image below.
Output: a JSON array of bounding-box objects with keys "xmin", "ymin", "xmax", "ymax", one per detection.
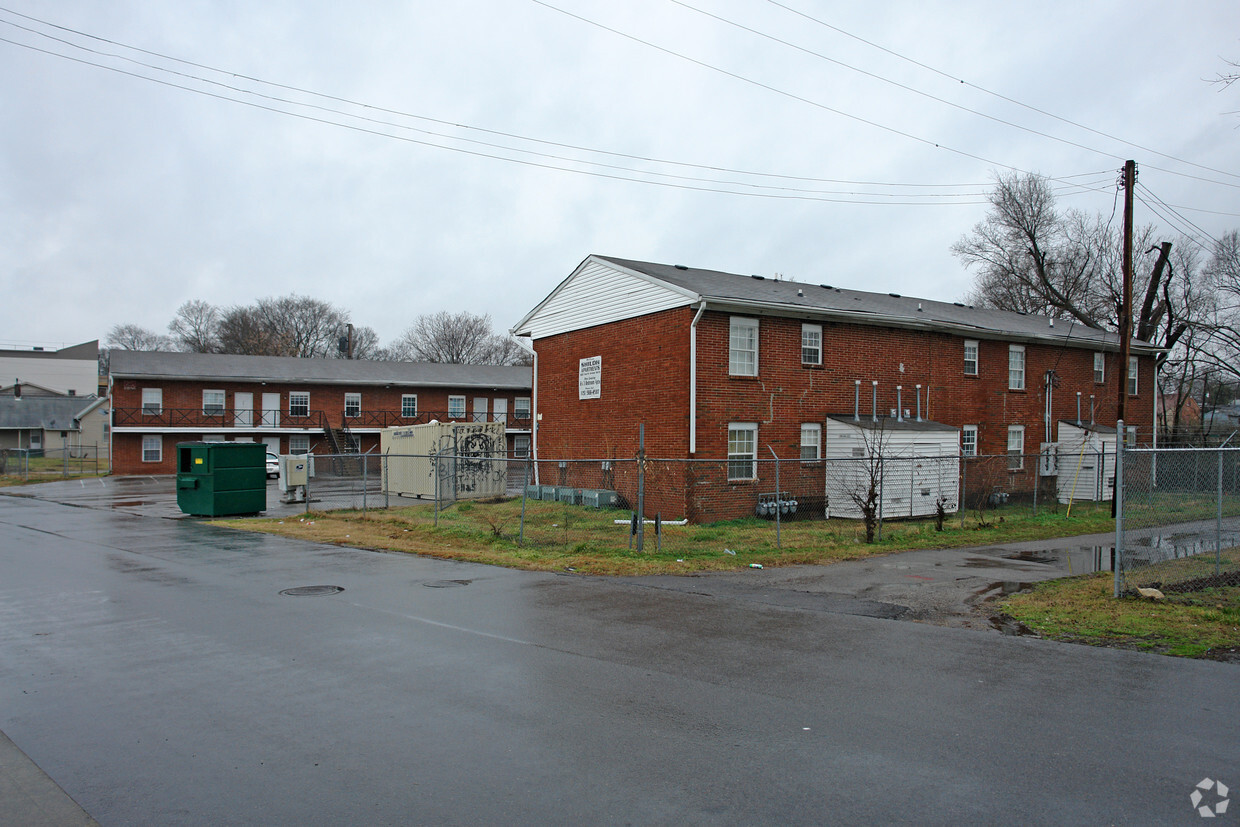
[
  {"xmin": 580, "ymin": 489, "xmax": 620, "ymax": 509},
  {"xmin": 555, "ymin": 486, "xmax": 581, "ymax": 505},
  {"xmin": 524, "ymin": 484, "xmax": 542, "ymax": 500}
]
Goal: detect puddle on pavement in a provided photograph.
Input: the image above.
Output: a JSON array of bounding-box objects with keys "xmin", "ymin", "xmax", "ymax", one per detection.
[{"xmin": 110, "ymin": 500, "xmax": 148, "ymax": 508}]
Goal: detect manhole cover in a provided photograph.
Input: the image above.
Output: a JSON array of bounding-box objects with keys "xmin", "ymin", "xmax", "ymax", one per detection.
[
  {"xmin": 423, "ymin": 579, "xmax": 472, "ymax": 588},
  {"xmin": 279, "ymin": 585, "xmax": 345, "ymax": 597}
]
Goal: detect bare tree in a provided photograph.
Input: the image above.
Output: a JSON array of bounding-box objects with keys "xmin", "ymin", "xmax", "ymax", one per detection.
[
  {"xmin": 1200, "ymin": 231, "xmax": 1240, "ymax": 384},
  {"xmin": 216, "ymin": 306, "xmax": 278, "ymax": 356},
  {"xmin": 344, "ymin": 325, "xmax": 384, "ymax": 360},
  {"xmin": 391, "ymin": 311, "xmax": 528, "ymax": 365},
  {"xmin": 106, "ymin": 323, "xmax": 171, "ymax": 351},
  {"xmin": 167, "ymin": 300, "xmax": 220, "ymax": 353},
  {"xmin": 253, "ymin": 295, "xmax": 350, "ymax": 358}
]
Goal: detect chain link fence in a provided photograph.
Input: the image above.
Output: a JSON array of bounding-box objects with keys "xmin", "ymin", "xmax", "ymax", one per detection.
[
  {"xmin": 0, "ymin": 443, "xmax": 108, "ymax": 480},
  {"xmin": 1116, "ymin": 445, "xmax": 1240, "ymax": 596}
]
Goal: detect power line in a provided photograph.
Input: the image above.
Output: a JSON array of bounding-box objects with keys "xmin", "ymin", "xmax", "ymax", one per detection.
[
  {"xmin": 764, "ymin": 0, "xmax": 1240, "ymax": 185},
  {"xmin": 0, "ymin": 5, "xmax": 995, "ymax": 194}
]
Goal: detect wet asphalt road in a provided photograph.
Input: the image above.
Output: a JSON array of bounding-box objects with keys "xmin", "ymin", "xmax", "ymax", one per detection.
[{"xmin": 1, "ymin": 493, "xmax": 1237, "ymax": 824}]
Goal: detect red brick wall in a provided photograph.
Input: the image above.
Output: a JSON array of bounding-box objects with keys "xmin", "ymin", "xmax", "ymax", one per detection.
[{"xmin": 534, "ymin": 308, "xmax": 1156, "ymax": 521}]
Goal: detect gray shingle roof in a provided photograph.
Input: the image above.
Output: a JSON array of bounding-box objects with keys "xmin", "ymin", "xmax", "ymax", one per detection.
[
  {"xmin": 597, "ymin": 256, "xmax": 1157, "ymax": 353},
  {"xmin": 108, "ymin": 351, "xmax": 531, "ymax": 390},
  {"xmin": 0, "ymin": 396, "xmax": 100, "ymax": 430}
]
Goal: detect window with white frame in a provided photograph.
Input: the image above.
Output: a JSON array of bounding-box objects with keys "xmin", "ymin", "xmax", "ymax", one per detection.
[
  {"xmin": 1094, "ymin": 352, "xmax": 1105, "ymax": 384},
  {"xmin": 289, "ymin": 392, "xmax": 309, "ymax": 418},
  {"xmin": 961, "ymin": 425, "xmax": 978, "ymax": 457},
  {"xmin": 1007, "ymin": 425, "xmax": 1025, "ymax": 470},
  {"xmin": 202, "ymin": 389, "xmax": 225, "ymax": 416},
  {"xmin": 964, "ymin": 340, "xmax": 979, "ymax": 376},
  {"xmin": 727, "ymin": 423, "xmax": 757, "ymax": 480},
  {"xmin": 401, "ymin": 394, "xmax": 418, "ymax": 418},
  {"xmin": 1128, "ymin": 356, "xmax": 1139, "ymax": 396},
  {"xmin": 142, "ymin": 435, "xmax": 162, "ymax": 463},
  {"xmin": 729, "ymin": 317, "xmax": 759, "ymax": 376},
  {"xmin": 141, "ymin": 388, "xmax": 162, "ymax": 415},
  {"xmin": 1125, "ymin": 425, "xmax": 1138, "ymax": 447},
  {"xmin": 800, "ymin": 423, "xmax": 821, "ymax": 460},
  {"xmin": 1008, "ymin": 345, "xmax": 1026, "ymax": 390},
  {"xmin": 801, "ymin": 324, "xmax": 822, "ymax": 365},
  {"xmin": 448, "ymin": 395, "xmax": 466, "ymax": 419},
  {"xmin": 514, "ymin": 397, "xmax": 531, "ymax": 420},
  {"xmin": 514, "ymin": 435, "xmax": 530, "ymax": 459},
  {"xmin": 289, "ymin": 435, "xmax": 310, "ymax": 455},
  {"xmin": 344, "ymin": 393, "xmax": 361, "ymax": 418}
]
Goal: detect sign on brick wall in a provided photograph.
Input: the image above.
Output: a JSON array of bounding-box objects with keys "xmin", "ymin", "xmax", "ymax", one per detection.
[{"xmin": 579, "ymin": 356, "xmax": 601, "ymax": 400}]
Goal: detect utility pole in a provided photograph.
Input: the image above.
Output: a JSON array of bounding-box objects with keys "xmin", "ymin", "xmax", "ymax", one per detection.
[{"xmin": 1117, "ymin": 160, "xmax": 1136, "ymax": 425}]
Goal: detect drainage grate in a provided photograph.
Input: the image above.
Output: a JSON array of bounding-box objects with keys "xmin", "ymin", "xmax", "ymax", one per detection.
[
  {"xmin": 279, "ymin": 585, "xmax": 345, "ymax": 597},
  {"xmin": 423, "ymin": 579, "xmax": 472, "ymax": 588}
]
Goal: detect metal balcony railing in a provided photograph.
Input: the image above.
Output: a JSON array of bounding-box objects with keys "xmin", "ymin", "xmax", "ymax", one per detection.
[{"xmin": 113, "ymin": 407, "xmax": 532, "ymax": 431}]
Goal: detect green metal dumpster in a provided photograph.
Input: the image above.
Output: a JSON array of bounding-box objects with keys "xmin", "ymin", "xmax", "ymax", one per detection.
[{"xmin": 176, "ymin": 442, "xmax": 267, "ymax": 516}]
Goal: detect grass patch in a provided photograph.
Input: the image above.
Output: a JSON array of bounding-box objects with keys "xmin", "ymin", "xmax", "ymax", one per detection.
[
  {"xmin": 999, "ymin": 555, "xmax": 1240, "ymax": 661},
  {"xmin": 215, "ymin": 496, "xmax": 1119, "ymax": 577}
]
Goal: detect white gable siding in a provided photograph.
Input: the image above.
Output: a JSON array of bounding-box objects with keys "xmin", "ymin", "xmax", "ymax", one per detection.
[
  {"xmin": 1055, "ymin": 421, "xmax": 1116, "ymax": 503},
  {"xmin": 824, "ymin": 419, "xmax": 960, "ymax": 519},
  {"xmin": 516, "ymin": 259, "xmax": 694, "ymax": 339}
]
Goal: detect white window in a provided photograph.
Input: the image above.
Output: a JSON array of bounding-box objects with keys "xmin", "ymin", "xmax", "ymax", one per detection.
[
  {"xmin": 289, "ymin": 392, "xmax": 310, "ymax": 418},
  {"xmin": 800, "ymin": 423, "xmax": 821, "ymax": 460},
  {"xmin": 801, "ymin": 324, "xmax": 822, "ymax": 365},
  {"xmin": 961, "ymin": 425, "xmax": 978, "ymax": 457},
  {"xmin": 344, "ymin": 393, "xmax": 361, "ymax": 418},
  {"xmin": 514, "ymin": 397, "xmax": 531, "ymax": 420},
  {"xmin": 727, "ymin": 423, "xmax": 757, "ymax": 481},
  {"xmin": 401, "ymin": 394, "xmax": 418, "ymax": 418},
  {"xmin": 1128, "ymin": 356, "xmax": 1139, "ymax": 396},
  {"xmin": 1008, "ymin": 345, "xmax": 1026, "ymax": 390},
  {"xmin": 1094, "ymin": 352, "xmax": 1105, "ymax": 384},
  {"xmin": 30, "ymin": 431, "xmax": 42, "ymax": 450},
  {"xmin": 141, "ymin": 388, "xmax": 162, "ymax": 415},
  {"xmin": 1007, "ymin": 425, "xmax": 1025, "ymax": 470},
  {"xmin": 729, "ymin": 317, "xmax": 759, "ymax": 376},
  {"xmin": 964, "ymin": 340, "xmax": 978, "ymax": 376},
  {"xmin": 448, "ymin": 395, "xmax": 466, "ymax": 419},
  {"xmin": 202, "ymin": 389, "xmax": 225, "ymax": 416},
  {"xmin": 142, "ymin": 435, "xmax": 162, "ymax": 463},
  {"xmin": 289, "ymin": 435, "xmax": 310, "ymax": 455},
  {"xmin": 514, "ymin": 435, "xmax": 530, "ymax": 459}
]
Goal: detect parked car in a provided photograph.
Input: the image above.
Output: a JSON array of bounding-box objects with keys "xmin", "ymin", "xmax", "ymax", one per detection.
[{"xmin": 266, "ymin": 451, "xmax": 279, "ymax": 479}]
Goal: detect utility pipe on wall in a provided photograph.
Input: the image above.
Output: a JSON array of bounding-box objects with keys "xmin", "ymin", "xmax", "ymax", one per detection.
[{"xmin": 689, "ymin": 301, "xmax": 706, "ymax": 454}]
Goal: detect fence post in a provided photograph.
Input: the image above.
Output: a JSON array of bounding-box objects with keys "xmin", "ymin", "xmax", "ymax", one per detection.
[
  {"xmin": 433, "ymin": 451, "xmax": 440, "ymax": 527},
  {"xmin": 877, "ymin": 454, "xmax": 884, "ymax": 542},
  {"xmin": 636, "ymin": 424, "xmax": 645, "ymax": 552},
  {"xmin": 362, "ymin": 453, "xmax": 368, "ymax": 514},
  {"xmin": 1032, "ymin": 451, "xmax": 1038, "ymax": 516},
  {"xmin": 1114, "ymin": 419, "xmax": 1124, "ymax": 598},
  {"xmin": 1217, "ymin": 448, "xmax": 1224, "ymax": 576},
  {"xmin": 769, "ymin": 446, "xmax": 781, "ymax": 550},
  {"xmin": 519, "ymin": 453, "xmax": 531, "ymax": 546},
  {"xmin": 384, "ymin": 450, "xmax": 389, "ymax": 509}
]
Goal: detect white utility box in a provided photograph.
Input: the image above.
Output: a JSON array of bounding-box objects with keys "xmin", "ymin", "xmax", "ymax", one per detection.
[{"xmin": 380, "ymin": 421, "xmax": 507, "ymax": 500}]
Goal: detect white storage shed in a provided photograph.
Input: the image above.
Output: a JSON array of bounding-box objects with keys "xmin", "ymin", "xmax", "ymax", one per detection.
[
  {"xmin": 824, "ymin": 415, "xmax": 960, "ymax": 519},
  {"xmin": 380, "ymin": 421, "xmax": 507, "ymax": 500},
  {"xmin": 1055, "ymin": 420, "xmax": 1117, "ymax": 503}
]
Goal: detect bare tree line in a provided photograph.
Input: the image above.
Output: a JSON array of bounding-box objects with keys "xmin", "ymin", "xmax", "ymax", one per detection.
[
  {"xmin": 954, "ymin": 171, "xmax": 1240, "ymax": 443},
  {"xmin": 106, "ymin": 297, "xmax": 529, "ymax": 367}
]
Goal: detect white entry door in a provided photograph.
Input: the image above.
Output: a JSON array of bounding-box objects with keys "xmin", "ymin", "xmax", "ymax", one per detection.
[
  {"xmin": 473, "ymin": 397, "xmax": 488, "ymax": 423},
  {"xmin": 262, "ymin": 393, "xmax": 280, "ymax": 427},
  {"xmin": 234, "ymin": 392, "xmax": 253, "ymax": 427},
  {"xmin": 261, "ymin": 436, "xmax": 280, "ymax": 455},
  {"xmin": 493, "ymin": 398, "xmax": 507, "ymax": 424}
]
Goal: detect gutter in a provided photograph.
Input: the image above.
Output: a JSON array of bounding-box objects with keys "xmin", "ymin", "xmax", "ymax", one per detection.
[{"xmin": 689, "ymin": 301, "xmax": 707, "ymax": 454}]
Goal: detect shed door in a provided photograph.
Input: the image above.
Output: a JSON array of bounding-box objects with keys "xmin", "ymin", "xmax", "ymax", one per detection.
[
  {"xmin": 262, "ymin": 393, "xmax": 280, "ymax": 427},
  {"xmin": 234, "ymin": 392, "xmax": 253, "ymax": 427}
]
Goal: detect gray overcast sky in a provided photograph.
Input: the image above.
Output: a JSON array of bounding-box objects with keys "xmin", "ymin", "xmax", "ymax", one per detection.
[{"xmin": 1, "ymin": 0, "xmax": 1237, "ymax": 351}]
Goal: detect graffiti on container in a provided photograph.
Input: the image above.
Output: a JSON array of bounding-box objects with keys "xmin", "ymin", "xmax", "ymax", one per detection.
[{"xmin": 432, "ymin": 425, "xmax": 505, "ymax": 496}]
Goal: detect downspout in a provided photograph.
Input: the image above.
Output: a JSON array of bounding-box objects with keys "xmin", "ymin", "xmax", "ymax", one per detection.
[{"xmin": 689, "ymin": 301, "xmax": 706, "ymax": 454}]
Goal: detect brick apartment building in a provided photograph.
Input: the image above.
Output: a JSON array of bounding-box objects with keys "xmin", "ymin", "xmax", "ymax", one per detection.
[
  {"xmin": 109, "ymin": 351, "xmax": 531, "ymax": 475},
  {"xmin": 513, "ymin": 255, "xmax": 1159, "ymax": 521}
]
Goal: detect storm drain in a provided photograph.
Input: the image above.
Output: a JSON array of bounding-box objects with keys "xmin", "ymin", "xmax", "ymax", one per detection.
[
  {"xmin": 279, "ymin": 585, "xmax": 345, "ymax": 597},
  {"xmin": 423, "ymin": 580, "xmax": 472, "ymax": 589}
]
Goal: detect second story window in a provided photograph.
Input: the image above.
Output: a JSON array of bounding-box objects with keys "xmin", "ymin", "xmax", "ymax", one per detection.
[
  {"xmin": 1009, "ymin": 345, "xmax": 1026, "ymax": 390},
  {"xmin": 964, "ymin": 340, "xmax": 978, "ymax": 376},
  {"xmin": 202, "ymin": 389, "xmax": 225, "ymax": 416},
  {"xmin": 801, "ymin": 324, "xmax": 822, "ymax": 365},
  {"xmin": 514, "ymin": 397, "xmax": 531, "ymax": 420},
  {"xmin": 344, "ymin": 393, "xmax": 361, "ymax": 418},
  {"xmin": 729, "ymin": 317, "xmax": 758, "ymax": 376},
  {"xmin": 1094, "ymin": 352, "xmax": 1105, "ymax": 384},
  {"xmin": 289, "ymin": 392, "xmax": 310, "ymax": 418},
  {"xmin": 142, "ymin": 388, "xmax": 162, "ymax": 415},
  {"xmin": 448, "ymin": 395, "xmax": 466, "ymax": 419},
  {"xmin": 401, "ymin": 394, "xmax": 418, "ymax": 418}
]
